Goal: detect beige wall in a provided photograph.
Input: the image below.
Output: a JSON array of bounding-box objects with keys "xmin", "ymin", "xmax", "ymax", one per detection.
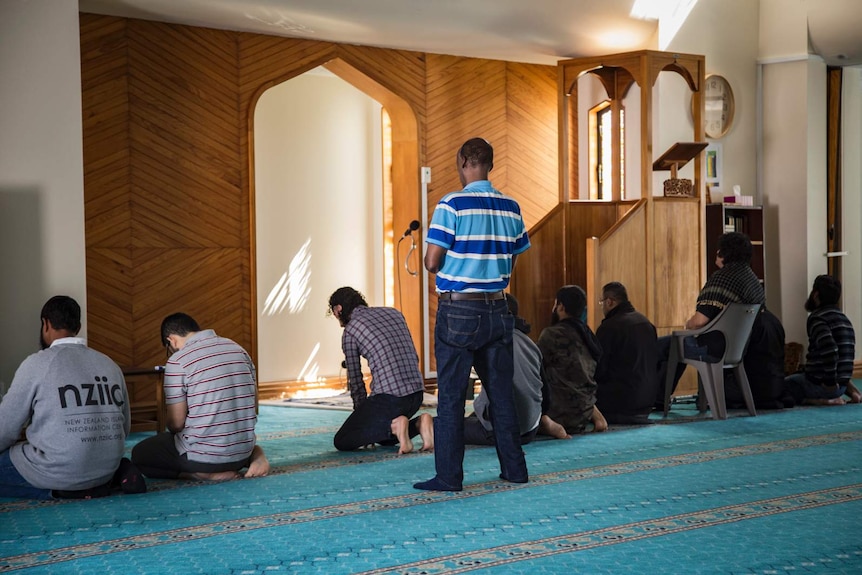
[
  {"xmin": 842, "ymin": 67, "xmax": 862, "ymax": 342},
  {"xmin": 0, "ymin": 0, "xmax": 87, "ymax": 393},
  {"xmin": 254, "ymin": 70, "xmax": 383, "ymax": 383},
  {"xmin": 663, "ymin": 0, "xmax": 760, "ymax": 200}
]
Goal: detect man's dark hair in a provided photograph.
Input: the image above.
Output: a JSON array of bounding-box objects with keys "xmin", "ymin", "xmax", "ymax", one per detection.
[
  {"xmin": 556, "ymin": 285, "xmax": 587, "ymax": 318},
  {"xmin": 602, "ymin": 281, "xmax": 629, "ymax": 303},
  {"xmin": 814, "ymin": 274, "xmax": 841, "ymax": 305},
  {"xmin": 717, "ymin": 232, "xmax": 753, "ymax": 264},
  {"xmin": 328, "ymin": 286, "xmax": 368, "ymax": 325},
  {"xmin": 458, "ymin": 137, "xmax": 494, "ymax": 170},
  {"xmin": 506, "ymin": 292, "xmax": 532, "ymax": 334},
  {"xmin": 161, "ymin": 313, "xmax": 201, "ymax": 345},
  {"xmin": 41, "ymin": 296, "xmax": 81, "ymax": 333}
]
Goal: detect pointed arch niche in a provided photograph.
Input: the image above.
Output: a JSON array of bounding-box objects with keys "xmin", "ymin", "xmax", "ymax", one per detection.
[{"xmin": 248, "ymin": 57, "xmax": 421, "ymax": 396}]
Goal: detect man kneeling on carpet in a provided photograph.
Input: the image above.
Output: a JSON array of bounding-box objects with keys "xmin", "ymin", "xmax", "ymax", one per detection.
[
  {"xmin": 131, "ymin": 313, "xmax": 270, "ymax": 481},
  {"xmin": 328, "ymin": 286, "xmax": 433, "ymax": 454},
  {"xmin": 463, "ymin": 293, "xmax": 570, "ymax": 445},
  {"xmin": 0, "ymin": 296, "xmax": 144, "ymax": 499}
]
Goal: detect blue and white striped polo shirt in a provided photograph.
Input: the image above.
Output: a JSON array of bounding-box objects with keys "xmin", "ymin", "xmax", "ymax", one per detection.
[{"xmin": 426, "ymin": 180, "xmax": 530, "ymax": 292}]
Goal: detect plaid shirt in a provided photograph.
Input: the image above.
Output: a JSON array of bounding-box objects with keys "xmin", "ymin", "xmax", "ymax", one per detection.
[
  {"xmin": 342, "ymin": 306, "xmax": 424, "ymax": 408},
  {"xmin": 696, "ymin": 261, "xmax": 765, "ymax": 320}
]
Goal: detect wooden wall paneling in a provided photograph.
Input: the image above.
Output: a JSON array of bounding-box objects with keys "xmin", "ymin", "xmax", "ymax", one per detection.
[
  {"xmin": 81, "ymin": 14, "xmax": 134, "ymax": 371},
  {"xmin": 586, "ymin": 200, "xmax": 649, "ymax": 329},
  {"xmin": 85, "ymin": 248, "xmax": 134, "ymax": 367},
  {"xmin": 128, "ymin": 20, "xmax": 243, "ymax": 250},
  {"xmin": 652, "ymin": 198, "xmax": 701, "ymax": 329},
  {"xmin": 510, "ymin": 206, "xmax": 566, "ymax": 341},
  {"xmin": 505, "ymin": 62, "xmax": 559, "ymax": 228},
  {"xmin": 564, "ymin": 203, "xmax": 619, "ymax": 289},
  {"xmin": 131, "ymin": 248, "xmax": 247, "ymax": 369}
]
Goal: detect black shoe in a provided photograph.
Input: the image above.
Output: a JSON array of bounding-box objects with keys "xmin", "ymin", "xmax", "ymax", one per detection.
[
  {"xmin": 52, "ymin": 482, "xmax": 112, "ymax": 500},
  {"xmin": 113, "ymin": 457, "xmax": 147, "ymax": 494}
]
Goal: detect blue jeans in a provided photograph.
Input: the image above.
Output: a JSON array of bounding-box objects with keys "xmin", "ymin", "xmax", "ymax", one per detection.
[
  {"xmin": 0, "ymin": 449, "xmax": 52, "ymax": 500},
  {"xmin": 784, "ymin": 373, "xmax": 847, "ymax": 404},
  {"xmin": 432, "ymin": 299, "xmax": 527, "ymax": 488}
]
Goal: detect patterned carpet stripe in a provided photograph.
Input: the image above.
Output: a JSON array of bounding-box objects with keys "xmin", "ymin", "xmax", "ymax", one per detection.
[
  {"xmin": 1, "ymin": 426, "xmax": 856, "ymax": 515},
  {"xmin": 2, "ymin": 430, "xmax": 860, "ymax": 572},
  {"xmin": 354, "ymin": 484, "xmax": 862, "ymax": 575}
]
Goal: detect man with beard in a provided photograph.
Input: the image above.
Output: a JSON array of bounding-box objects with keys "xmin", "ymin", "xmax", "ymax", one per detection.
[
  {"xmin": 538, "ymin": 285, "xmax": 608, "ymax": 434},
  {"xmin": 327, "ymin": 286, "xmax": 433, "ymax": 454},
  {"xmin": 463, "ymin": 293, "xmax": 570, "ymax": 445},
  {"xmin": 131, "ymin": 313, "xmax": 270, "ymax": 481},
  {"xmin": 0, "ymin": 296, "xmax": 143, "ymax": 499},
  {"xmin": 783, "ymin": 275, "xmax": 859, "ymax": 405},
  {"xmin": 595, "ymin": 282, "xmax": 658, "ymax": 424}
]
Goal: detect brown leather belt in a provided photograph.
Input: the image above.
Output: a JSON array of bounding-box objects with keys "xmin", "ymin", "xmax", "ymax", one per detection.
[{"xmin": 438, "ymin": 291, "xmax": 505, "ymax": 302}]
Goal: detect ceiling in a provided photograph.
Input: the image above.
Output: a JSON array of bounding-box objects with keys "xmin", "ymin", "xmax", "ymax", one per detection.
[{"xmin": 78, "ymin": 0, "xmax": 862, "ymax": 67}]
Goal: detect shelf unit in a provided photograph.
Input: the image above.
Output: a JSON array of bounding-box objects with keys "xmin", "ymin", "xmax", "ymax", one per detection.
[{"xmin": 705, "ymin": 204, "xmax": 764, "ymax": 285}]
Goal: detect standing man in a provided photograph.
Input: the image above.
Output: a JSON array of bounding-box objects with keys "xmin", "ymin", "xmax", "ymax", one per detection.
[
  {"xmin": 415, "ymin": 137, "xmax": 530, "ymax": 492},
  {"xmin": 328, "ymin": 286, "xmax": 433, "ymax": 454},
  {"xmin": 131, "ymin": 313, "xmax": 269, "ymax": 481},
  {"xmin": 595, "ymin": 282, "xmax": 659, "ymax": 424},
  {"xmin": 784, "ymin": 275, "xmax": 859, "ymax": 405},
  {"xmin": 539, "ymin": 285, "xmax": 608, "ymax": 434},
  {"xmin": 0, "ymin": 296, "xmax": 141, "ymax": 499}
]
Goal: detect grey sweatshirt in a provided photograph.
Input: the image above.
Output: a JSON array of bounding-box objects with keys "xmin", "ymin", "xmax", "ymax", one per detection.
[{"xmin": 0, "ymin": 338, "xmax": 130, "ymax": 490}]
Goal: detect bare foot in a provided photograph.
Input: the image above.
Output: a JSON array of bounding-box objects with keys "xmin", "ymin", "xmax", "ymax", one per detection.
[
  {"xmin": 591, "ymin": 405, "xmax": 608, "ymax": 432},
  {"xmin": 846, "ymin": 381, "xmax": 862, "ymax": 404},
  {"xmin": 804, "ymin": 397, "xmax": 846, "ymax": 406},
  {"xmin": 418, "ymin": 413, "xmax": 435, "ymax": 452},
  {"xmin": 538, "ymin": 414, "xmax": 571, "ymax": 439},
  {"xmin": 244, "ymin": 445, "xmax": 270, "ymax": 478},
  {"xmin": 391, "ymin": 415, "xmax": 414, "ymax": 454},
  {"xmin": 182, "ymin": 470, "xmax": 241, "ymax": 481}
]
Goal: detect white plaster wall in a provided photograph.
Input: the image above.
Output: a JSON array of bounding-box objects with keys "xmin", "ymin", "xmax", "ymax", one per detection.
[
  {"xmin": 0, "ymin": 1, "xmax": 87, "ymax": 394},
  {"xmin": 663, "ymin": 0, "xmax": 760, "ymax": 201},
  {"xmin": 758, "ymin": 0, "xmax": 809, "ymax": 61},
  {"xmin": 254, "ymin": 71, "xmax": 383, "ymax": 383},
  {"xmin": 760, "ymin": 59, "xmax": 826, "ymax": 346},
  {"xmin": 841, "ymin": 67, "xmax": 862, "ymax": 344}
]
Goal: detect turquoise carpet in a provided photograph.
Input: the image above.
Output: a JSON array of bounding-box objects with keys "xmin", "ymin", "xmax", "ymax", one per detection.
[{"xmin": 2, "ymin": 402, "xmax": 861, "ymax": 574}]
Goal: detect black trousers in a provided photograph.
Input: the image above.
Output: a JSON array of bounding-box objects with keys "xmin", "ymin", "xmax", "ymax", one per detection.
[
  {"xmin": 333, "ymin": 390, "xmax": 424, "ymax": 451},
  {"xmin": 131, "ymin": 432, "xmax": 251, "ymax": 479},
  {"xmin": 463, "ymin": 413, "xmax": 539, "ymax": 446}
]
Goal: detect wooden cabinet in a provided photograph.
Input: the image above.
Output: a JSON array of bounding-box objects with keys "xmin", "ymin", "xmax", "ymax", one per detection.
[{"xmin": 705, "ymin": 204, "xmax": 764, "ymax": 284}]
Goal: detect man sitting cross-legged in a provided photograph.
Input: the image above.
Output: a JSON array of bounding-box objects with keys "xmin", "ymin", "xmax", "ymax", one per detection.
[{"xmin": 132, "ymin": 313, "xmax": 270, "ymax": 481}]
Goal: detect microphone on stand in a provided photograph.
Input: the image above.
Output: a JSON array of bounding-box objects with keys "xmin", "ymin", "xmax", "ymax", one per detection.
[{"xmin": 400, "ymin": 220, "xmax": 420, "ymax": 238}]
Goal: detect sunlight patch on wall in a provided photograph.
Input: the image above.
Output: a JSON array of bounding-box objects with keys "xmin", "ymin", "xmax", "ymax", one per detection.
[
  {"xmin": 262, "ymin": 238, "xmax": 312, "ymax": 316},
  {"xmin": 630, "ymin": 0, "xmax": 698, "ymax": 50},
  {"xmin": 297, "ymin": 342, "xmax": 321, "ymax": 383}
]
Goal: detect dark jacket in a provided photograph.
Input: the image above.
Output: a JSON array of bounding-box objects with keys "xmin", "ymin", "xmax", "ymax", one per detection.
[
  {"xmin": 538, "ymin": 318, "xmax": 599, "ymax": 434},
  {"xmin": 595, "ymin": 302, "xmax": 659, "ymax": 421}
]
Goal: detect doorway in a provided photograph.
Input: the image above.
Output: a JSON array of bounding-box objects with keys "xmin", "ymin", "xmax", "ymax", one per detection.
[{"xmin": 251, "ymin": 61, "xmax": 422, "ymax": 394}]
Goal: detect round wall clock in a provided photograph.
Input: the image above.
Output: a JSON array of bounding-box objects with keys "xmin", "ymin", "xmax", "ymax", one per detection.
[{"xmin": 700, "ymin": 74, "xmax": 735, "ymax": 139}]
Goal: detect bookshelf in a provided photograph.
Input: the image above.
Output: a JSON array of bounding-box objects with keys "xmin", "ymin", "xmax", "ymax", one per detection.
[{"xmin": 705, "ymin": 204, "xmax": 765, "ymax": 285}]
